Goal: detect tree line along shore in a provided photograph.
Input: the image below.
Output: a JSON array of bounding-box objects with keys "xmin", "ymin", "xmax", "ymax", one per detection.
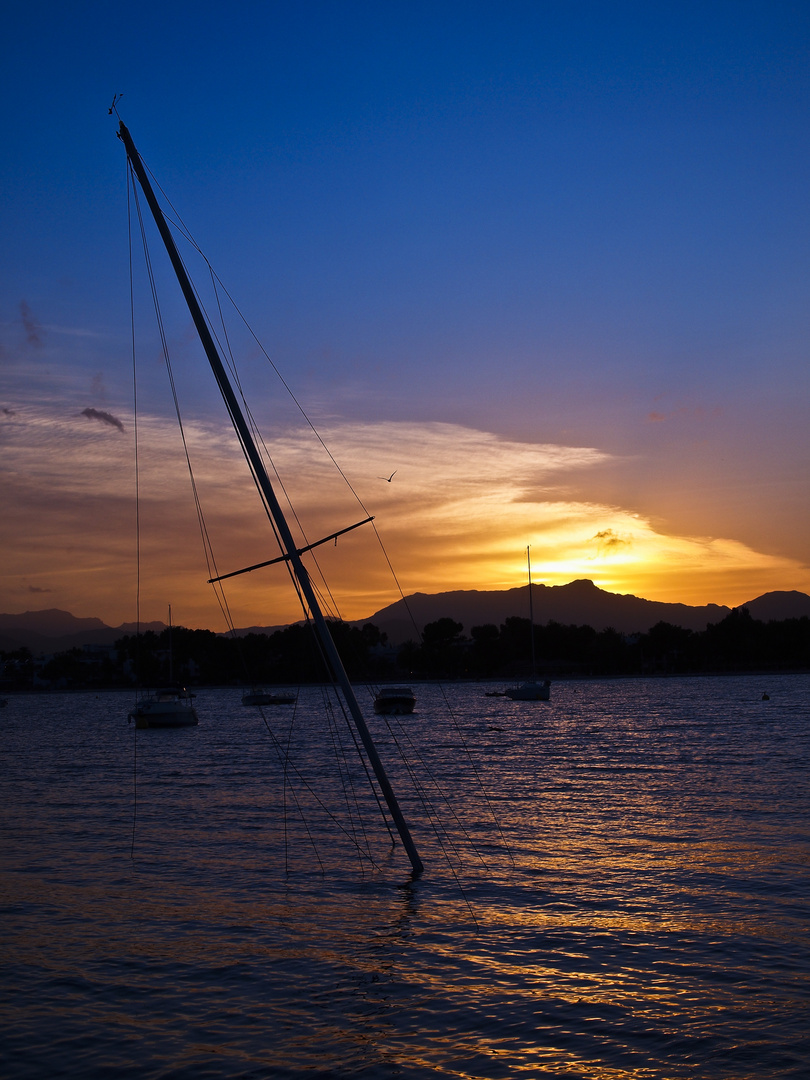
[{"xmin": 2, "ymin": 606, "xmax": 810, "ymax": 692}]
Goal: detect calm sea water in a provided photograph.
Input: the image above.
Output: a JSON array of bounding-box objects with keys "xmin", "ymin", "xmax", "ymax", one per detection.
[{"xmin": 2, "ymin": 675, "xmax": 808, "ymax": 1078}]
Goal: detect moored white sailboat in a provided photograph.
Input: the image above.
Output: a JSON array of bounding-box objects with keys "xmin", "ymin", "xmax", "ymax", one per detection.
[
  {"xmin": 128, "ymin": 686, "xmax": 198, "ymax": 728},
  {"xmin": 128, "ymin": 605, "xmax": 199, "ymax": 728},
  {"xmin": 373, "ymin": 686, "xmax": 416, "ymax": 714},
  {"xmin": 504, "ymin": 547, "xmax": 551, "ymax": 702}
]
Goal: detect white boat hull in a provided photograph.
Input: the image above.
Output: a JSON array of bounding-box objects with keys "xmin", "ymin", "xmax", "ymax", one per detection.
[
  {"xmin": 374, "ymin": 687, "xmax": 416, "ymax": 715},
  {"xmin": 505, "ymin": 681, "xmax": 550, "ymax": 701},
  {"xmin": 129, "ymin": 689, "xmax": 198, "ymax": 729}
]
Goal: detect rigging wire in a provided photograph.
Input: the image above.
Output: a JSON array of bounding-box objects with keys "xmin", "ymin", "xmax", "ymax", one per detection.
[
  {"xmin": 127, "ymin": 161, "xmax": 140, "ymax": 860},
  {"xmin": 127, "ymin": 146, "xmax": 512, "ymax": 888},
  {"xmin": 256, "ymin": 699, "xmax": 384, "ymax": 872},
  {"xmin": 130, "ymin": 164, "xmax": 274, "ymax": 643},
  {"xmin": 138, "ymin": 164, "xmax": 435, "ymax": 671},
  {"xmin": 321, "ymin": 685, "xmax": 375, "ymax": 873},
  {"xmin": 128, "ymin": 149, "xmax": 390, "ymax": 874},
  {"xmin": 140, "ymin": 159, "xmax": 428, "ymax": 647},
  {"xmin": 139, "ymin": 164, "xmax": 381, "ymax": 609},
  {"xmin": 129, "ymin": 190, "xmax": 385, "ymax": 869},
  {"xmin": 129, "ymin": 166, "xmax": 272, "ymax": 703},
  {"xmin": 129, "ymin": 169, "xmax": 247, "ymax": 646},
  {"xmin": 257, "ymin": 699, "xmax": 325, "ymax": 875},
  {"xmin": 333, "ymin": 688, "xmax": 396, "ymax": 845}
]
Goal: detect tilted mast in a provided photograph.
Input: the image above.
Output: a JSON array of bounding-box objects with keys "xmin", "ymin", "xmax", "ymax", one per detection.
[{"xmin": 119, "ymin": 121, "xmax": 423, "ymax": 876}]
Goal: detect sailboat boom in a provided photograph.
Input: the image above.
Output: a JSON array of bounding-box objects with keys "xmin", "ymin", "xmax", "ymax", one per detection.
[{"xmin": 207, "ymin": 516, "xmax": 374, "ymax": 584}]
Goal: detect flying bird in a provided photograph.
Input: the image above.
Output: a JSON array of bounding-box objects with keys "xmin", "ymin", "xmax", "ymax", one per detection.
[{"xmin": 378, "ymin": 470, "xmax": 397, "ymax": 482}]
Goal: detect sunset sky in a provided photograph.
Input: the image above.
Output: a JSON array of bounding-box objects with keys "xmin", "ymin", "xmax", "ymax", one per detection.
[{"xmin": 2, "ymin": 2, "xmax": 809, "ymax": 630}]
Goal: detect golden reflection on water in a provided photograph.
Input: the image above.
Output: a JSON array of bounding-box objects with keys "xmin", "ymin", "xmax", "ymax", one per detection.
[{"xmin": 2, "ymin": 678, "xmax": 808, "ymax": 1078}]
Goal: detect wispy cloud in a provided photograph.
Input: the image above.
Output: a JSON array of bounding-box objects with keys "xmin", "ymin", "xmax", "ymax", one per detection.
[
  {"xmin": 81, "ymin": 407, "xmax": 125, "ymax": 432},
  {"xmin": 590, "ymin": 529, "xmax": 630, "ymax": 555},
  {"xmin": 0, "ymin": 410, "xmax": 806, "ymax": 627},
  {"xmin": 28, "ymin": 585, "xmax": 52, "ymax": 594}
]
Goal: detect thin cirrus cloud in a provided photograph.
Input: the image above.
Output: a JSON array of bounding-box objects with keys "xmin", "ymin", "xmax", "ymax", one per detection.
[{"xmin": 0, "ymin": 407, "xmax": 804, "ymax": 627}]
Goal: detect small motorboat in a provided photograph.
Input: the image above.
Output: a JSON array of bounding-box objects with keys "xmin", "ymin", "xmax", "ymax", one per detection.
[
  {"xmin": 373, "ymin": 687, "xmax": 416, "ymax": 715},
  {"xmin": 128, "ymin": 687, "xmax": 198, "ymax": 728},
  {"xmin": 241, "ymin": 689, "xmax": 296, "ymax": 706}
]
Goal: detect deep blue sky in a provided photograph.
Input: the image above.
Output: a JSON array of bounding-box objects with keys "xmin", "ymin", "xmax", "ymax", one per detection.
[{"xmin": 2, "ymin": 2, "xmax": 810, "ymax": 624}]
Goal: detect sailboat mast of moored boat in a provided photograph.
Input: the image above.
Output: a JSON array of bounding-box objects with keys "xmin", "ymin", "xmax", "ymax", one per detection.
[
  {"xmin": 504, "ymin": 545, "xmax": 551, "ymax": 701},
  {"xmin": 527, "ymin": 547, "xmax": 536, "ymax": 679},
  {"xmin": 118, "ymin": 120, "xmax": 423, "ymax": 876}
]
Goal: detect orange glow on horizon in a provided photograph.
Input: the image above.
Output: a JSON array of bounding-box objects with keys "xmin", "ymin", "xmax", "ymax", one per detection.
[{"xmin": 2, "ymin": 410, "xmax": 808, "ymax": 629}]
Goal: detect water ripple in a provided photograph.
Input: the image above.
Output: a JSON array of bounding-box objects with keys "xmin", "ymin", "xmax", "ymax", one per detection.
[{"xmin": 1, "ymin": 675, "xmax": 809, "ymax": 1077}]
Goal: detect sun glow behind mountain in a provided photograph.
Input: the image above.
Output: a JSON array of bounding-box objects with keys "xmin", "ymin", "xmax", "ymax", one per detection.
[{"xmin": 1, "ymin": 405, "xmax": 804, "ymax": 629}]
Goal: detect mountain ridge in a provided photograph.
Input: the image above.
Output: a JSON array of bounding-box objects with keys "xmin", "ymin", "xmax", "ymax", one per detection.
[
  {"xmin": 361, "ymin": 579, "xmax": 733, "ymax": 644},
  {"xmin": 0, "ymin": 610, "xmax": 166, "ymax": 654},
  {"xmin": 3, "ymin": 583, "xmax": 810, "ymax": 652}
]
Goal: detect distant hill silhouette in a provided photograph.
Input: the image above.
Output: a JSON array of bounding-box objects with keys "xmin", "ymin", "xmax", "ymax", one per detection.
[
  {"xmin": 739, "ymin": 591, "xmax": 810, "ymax": 623},
  {"xmin": 0, "ymin": 609, "xmax": 165, "ymax": 654},
  {"xmin": 3, "ymin": 583, "xmax": 810, "ymax": 652}
]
